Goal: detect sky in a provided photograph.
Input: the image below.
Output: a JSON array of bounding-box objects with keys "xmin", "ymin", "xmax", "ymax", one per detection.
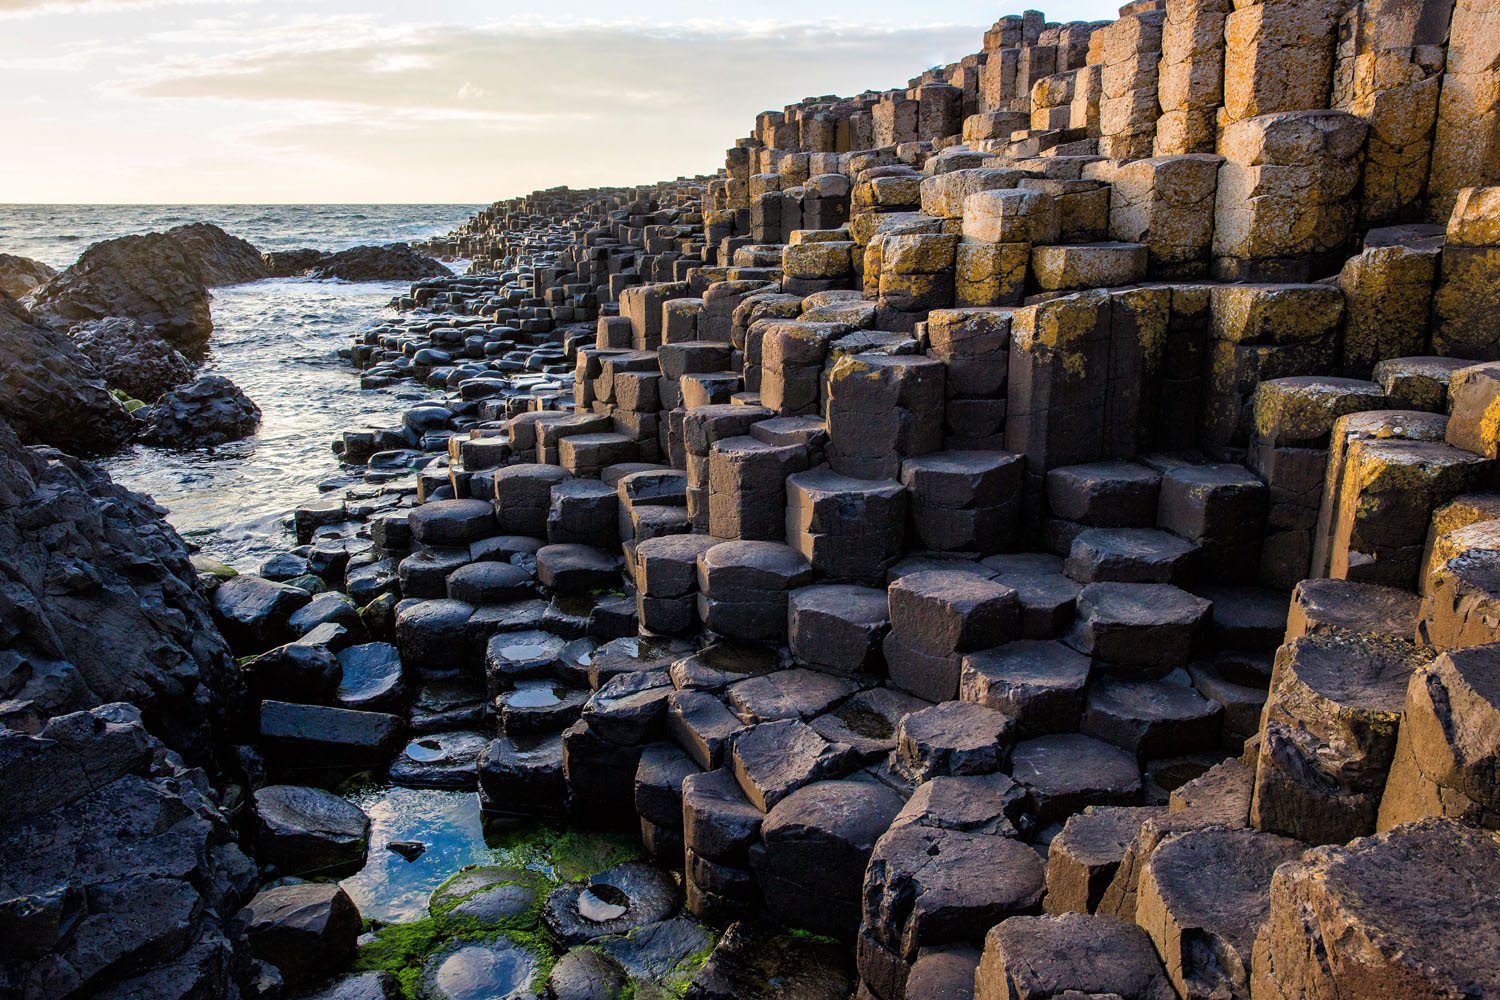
[{"xmin": 0, "ymin": 0, "xmax": 1121, "ymax": 204}]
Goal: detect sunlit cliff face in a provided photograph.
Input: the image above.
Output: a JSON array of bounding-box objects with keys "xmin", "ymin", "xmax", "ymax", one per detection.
[{"xmin": 0, "ymin": 0, "xmax": 1118, "ymax": 204}]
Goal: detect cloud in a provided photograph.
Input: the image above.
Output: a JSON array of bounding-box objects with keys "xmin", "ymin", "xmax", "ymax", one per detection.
[
  {"xmin": 0, "ymin": 0, "xmax": 243, "ymax": 20},
  {"xmin": 4, "ymin": 15, "xmax": 991, "ymax": 200},
  {"xmin": 126, "ymin": 20, "xmax": 979, "ymax": 121}
]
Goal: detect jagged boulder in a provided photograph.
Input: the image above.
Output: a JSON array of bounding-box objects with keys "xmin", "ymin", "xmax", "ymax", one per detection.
[
  {"xmin": 0, "ymin": 705, "xmax": 259, "ymax": 1000},
  {"xmin": 264, "ymin": 248, "xmax": 329, "ymax": 277},
  {"xmin": 138, "ymin": 375, "xmax": 262, "ymax": 449},
  {"xmin": 308, "ymin": 244, "xmax": 450, "ymax": 282},
  {"xmin": 68, "ymin": 316, "xmax": 196, "ymax": 403},
  {"xmin": 0, "ymin": 415, "xmax": 240, "ymax": 762},
  {"xmin": 24, "ymin": 231, "xmax": 216, "ymax": 354},
  {"xmin": 164, "ymin": 222, "xmax": 270, "ymax": 285},
  {"xmin": 0, "ymin": 295, "xmax": 135, "ymax": 454},
  {"xmin": 0, "ymin": 252, "xmax": 57, "ymax": 299}
]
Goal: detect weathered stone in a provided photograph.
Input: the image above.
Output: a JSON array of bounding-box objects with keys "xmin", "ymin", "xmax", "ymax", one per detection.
[
  {"xmin": 1253, "ymin": 819, "xmax": 1500, "ymax": 1000},
  {"xmin": 1045, "ymin": 806, "xmax": 1166, "ymax": 916},
  {"xmin": 974, "ymin": 912, "xmax": 1175, "ymax": 1000},
  {"xmin": 754, "ymin": 778, "xmax": 906, "ymax": 939},
  {"xmin": 894, "ymin": 701, "xmax": 1016, "ymax": 781},
  {"xmin": 1251, "ymin": 634, "xmax": 1432, "ymax": 844},
  {"xmin": 960, "ymin": 640, "xmax": 1091, "ymax": 736},
  {"xmin": 1010, "ymin": 733, "xmax": 1142, "ymax": 823},
  {"xmin": 1135, "ymin": 826, "xmax": 1305, "ymax": 1000}
]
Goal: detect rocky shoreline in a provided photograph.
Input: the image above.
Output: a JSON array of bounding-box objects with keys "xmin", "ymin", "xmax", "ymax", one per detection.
[{"xmin": 4, "ymin": 0, "xmax": 1500, "ymax": 998}]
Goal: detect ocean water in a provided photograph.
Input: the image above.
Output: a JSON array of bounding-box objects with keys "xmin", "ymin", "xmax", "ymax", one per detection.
[
  {"xmin": 0, "ymin": 203, "xmax": 483, "ymax": 570},
  {"xmin": 0, "ymin": 203, "xmax": 483, "ymax": 270}
]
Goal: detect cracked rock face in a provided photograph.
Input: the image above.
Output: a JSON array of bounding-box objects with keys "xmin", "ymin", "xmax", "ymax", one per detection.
[
  {"xmin": 0, "ymin": 253, "xmax": 58, "ymax": 300},
  {"xmin": 0, "ymin": 704, "xmax": 258, "ymax": 1000},
  {"xmin": 0, "ymin": 414, "xmax": 240, "ymax": 763}
]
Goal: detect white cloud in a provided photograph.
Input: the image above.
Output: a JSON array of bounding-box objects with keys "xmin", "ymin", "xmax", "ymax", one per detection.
[
  {"xmin": 1, "ymin": 13, "xmax": 988, "ymax": 200},
  {"xmin": 0, "ymin": 0, "xmax": 244, "ymax": 20}
]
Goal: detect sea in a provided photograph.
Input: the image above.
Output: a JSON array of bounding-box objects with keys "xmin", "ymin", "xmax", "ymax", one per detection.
[{"xmin": 0, "ymin": 204, "xmax": 485, "ymax": 570}]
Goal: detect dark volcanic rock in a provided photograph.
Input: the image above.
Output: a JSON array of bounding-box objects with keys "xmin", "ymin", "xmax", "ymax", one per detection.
[
  {"xmin": 24, "ymin": 231, "xmax": 216, "ymax": 354},
  {"xmin": 0, "ymin": 416, "xmax": 240, "ymax": 761},
  {"xmin": 253, "ymin": 783, "xmax": 370, "ymax": 876},
  {"xmin": 0, "ymin": 252, "xmax": 57, "ymax": 299},
  {"xmin": 0, "ymin": 705, "xmax": 259, "ymax": 1000},
  {"xmin": 242, "ymin": 881, "xmax": 362, "ymax": 990},
  {"xmin": 0, "ymin": 298, "xmax": 134, "ymax": 454},
  {"xmin": 213, "ymin": 574, "xmax": 313, "ymax": 653},
  {"xmin": 542, "ymin": 862, "xmax": 681, "ymax": 945},
  {"xmin": 263, "ymin": 248, "xmax": 330, "ymax": 277},
  {"xmin": 164, "ymin": 222, "xmax": 269, "ymax": 286},
  {"xmin": 139, "ymin": 374, "xmax": 262, "ymax": 449},
  {"xmin": 308, "ymin": 244, "xmax": 451, "ymax": 282},
  {"xmin": 68, "ymin": 316, "xmax": 196, "ymax": 403},
  {"xmin": 686, "ymin": 920, "xmax": 856, "ymax": 1000}
]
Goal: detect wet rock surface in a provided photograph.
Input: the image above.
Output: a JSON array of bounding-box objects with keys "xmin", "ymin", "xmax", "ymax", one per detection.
[
  {"xmin": 0, "ymin": 706, "xmax": 258, "ymax": 1000},
  {"xmin": 309, "ymin": 244, "xmax": 452, "ymax": 282},
  {"xmin": 67, "ymin": 315, "xmax": 197, "ymax": 403},
  {"xmin": 14, "ymin": 4, "xmax": 1500, "ymax": 994},
  {"xmin": 0, "ymin": 297, "xmax": 135, "ymax": 453},
  {"xmin": 24, "ymin": 228, "xmax": 221, "ymax": 354},
  {"xmin": 138, "ymin": 374, "xmax": 262, "ymax": 449}
]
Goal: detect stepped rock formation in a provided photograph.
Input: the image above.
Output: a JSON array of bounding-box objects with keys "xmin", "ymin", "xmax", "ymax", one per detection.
[{"xmin": 7, "ymin": 1, "xmax": 1500, "ymax": 997}]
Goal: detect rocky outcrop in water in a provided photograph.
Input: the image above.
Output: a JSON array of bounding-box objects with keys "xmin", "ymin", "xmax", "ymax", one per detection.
[
  {"xmin": 138, "ymin": 374, "xmax": 262, "ymax": 450},
  {"xmin": 263, "ymin": 248, "xmax": 330, "ymax": 277},
  {"xmin": 25, "ymin": 231, "xmax": 217, "ymax": 355},
  {"xmin": 68, "ymin": 316, "xmax": 196, "ymax": 404},
  {"xmin": 0, "ymin": 252, "xmax": 57, "ymax": 299},
  {"xmin": 0, "ymin": 414, "xmax": 241, "ymax": 761},
  {"xmin": 24, "ymin": 223, "xmax": 269, "ymax": 357},
  {"xmin": 308, "ymin": 244, "xmax": 450, "ymax": 282},
  {"xmin": 165, "ymin": 222, "xmax": 272, "ymax": 286},
  {"xmin": 0, "ymin": 704, "xmax": 258, "ymax": 1000},
  {"xmin": 0, "ymin": 293, "xmax": 135, "ymax": 454}
]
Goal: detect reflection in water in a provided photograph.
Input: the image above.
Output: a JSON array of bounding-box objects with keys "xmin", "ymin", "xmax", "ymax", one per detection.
[
  {"xmin": 103, "ymin": 278, "xmax": 439, "ymax": 570},
  {"xmin": 340, "ymin": 784, "xmax": 522, "ymax": 924}
]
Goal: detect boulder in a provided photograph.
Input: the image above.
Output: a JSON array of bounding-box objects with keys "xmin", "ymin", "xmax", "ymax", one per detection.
[
  {"xmin": 0, "ymin": 706, "xmax": 259, "ymax": 1000},
  {"xmin": 24, "ymin": 230, "xmax": 216, "ymax": 354},
  {"xmin": 138, "ymin": 374, "xmax": 262, "ymax": 449},
  {"xmin": 0, "ymin": 253, "xmax": 57, "ymax": 299},
  {"xmin": 308, "ymin": 244, "xmax": 451, "ymax": 281},
  {"xmin": 975, "ymin": 912, "xmax": 1175, "ymax": 1000},
  {"xmin": 213, "ymin": 574, "xmax": 313, "ymax": 653},
  {"xmin": 0, "ymin": 299, "xmax": 134, "ymax": 454},
  {"xmin": 263, "ymin": 248, "xmax": 329, "ymax": 277},
  {"xmin": 0, "ymin": 417, "xmax": 239, "ymax": 761},
  {"xmin": 1045, "ymin": 806, "xmax": 1166, "ymax": 916},
  {"xmin": 1135, "ymin": 826, "xmax": 1305, "ymax": 1000},
  {"xmin": 1254, "ymin": 819, "xmax": 1500, "ymax": 1000},
  {"xmin": 864, "ymin": 823, "xmax": 1045, "ymax": 962},
  {"xmin": 242, "ymin": 882, "xmax": 362, "ymax": 990},
  {"xmin": 253, "ymin": 784, "xmax": 370, "ymax": 876},
  {"xmin": 242, "ymin": 641, "xmax": 342, "ymax": 704},
  {"xmin": 163, "ymin": 222, "xmax": 270, "ymax": 285},
  {"xmin": 753, "ymin": 778, "xmax": 906, "ymax": 939}
]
